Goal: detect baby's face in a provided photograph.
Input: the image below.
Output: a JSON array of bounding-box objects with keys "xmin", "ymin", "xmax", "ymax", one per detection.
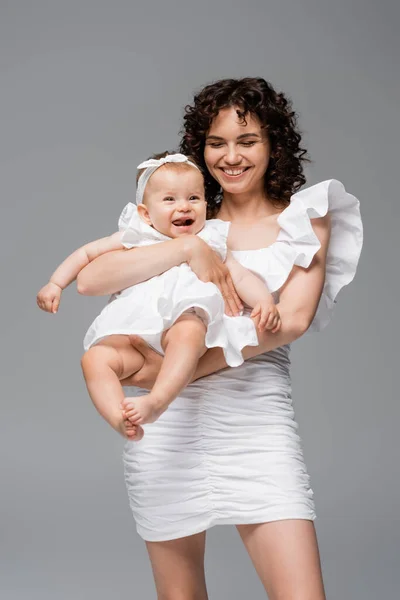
[{"xmin": 139, "ymin": 167, "xmax": 207, "ymax": 238}]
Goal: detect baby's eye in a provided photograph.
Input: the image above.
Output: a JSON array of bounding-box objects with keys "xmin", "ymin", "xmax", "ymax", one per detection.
[
  {"xmin": 163, "ymin": 196, "xmax": 175, "ymax": 202},
  {"xmin": 189, "ymin": 195, "xmax": 201, "ymax": 202}
]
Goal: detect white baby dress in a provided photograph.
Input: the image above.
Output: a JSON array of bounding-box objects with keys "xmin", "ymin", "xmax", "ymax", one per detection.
[{"xmin": 83, "ymin": 204, "xmax": 258, "ymax": 366}]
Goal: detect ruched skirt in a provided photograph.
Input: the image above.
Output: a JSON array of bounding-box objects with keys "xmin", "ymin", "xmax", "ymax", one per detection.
[{"xmin": 123, "ymin": 345, "xmax": 316, "ymax": 542}]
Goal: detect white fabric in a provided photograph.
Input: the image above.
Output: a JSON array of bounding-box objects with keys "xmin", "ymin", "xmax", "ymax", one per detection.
[
  {"xmin": 231, "ymin": 179, "xmax": 363, "ymax": 331},
  {"xmin": 135, "ymin": 153, "xmax": 201, "ymax": 205},
  {"xmin": 117, "ymin": 202, "xmax": 229, "ymax": 261},
  {"xmin": 122, "ymin": 179, "xmax": 363, "ymax": 542},
  {"xmin": 83, "ymin": 205, "xmax": 258, "ymax": 367}
]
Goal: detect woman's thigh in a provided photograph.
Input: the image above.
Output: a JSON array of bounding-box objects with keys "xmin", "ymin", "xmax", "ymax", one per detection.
[
  {"xmin": 237, "ymin": 520, "xmax": 326, "ymax": 600},
  {"xmin": 145, "ymin": 531, "xmax": 208, "ymax": 600}
]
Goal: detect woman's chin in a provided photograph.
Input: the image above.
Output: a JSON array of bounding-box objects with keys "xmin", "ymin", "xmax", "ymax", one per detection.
[
  {"xmin": 220, "ymin": 181, "xmax": 256, "ymax": 196},
  {"xmin": 213, "ymin": 173, "xmax": 257, "ymax": 196}
]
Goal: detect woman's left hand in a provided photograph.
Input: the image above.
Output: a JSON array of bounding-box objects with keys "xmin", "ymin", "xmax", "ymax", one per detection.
[{"xmin": 120, "ymin": 336, "xmax": 163, "ymax": 389}]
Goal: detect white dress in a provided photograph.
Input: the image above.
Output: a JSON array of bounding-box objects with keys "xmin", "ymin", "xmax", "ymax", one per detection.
[
  {"xmin": 83, "ymin": 205, "xmax": 258, "ymax": 367},
  {"xmin": 122, "ymin": 179, "xmax": 363, "ymax": 542}
]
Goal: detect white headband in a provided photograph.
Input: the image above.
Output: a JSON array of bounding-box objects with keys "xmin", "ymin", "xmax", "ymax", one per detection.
[{"xmin": 135, "ymin": 153, "xmax": 201, "ymax": 205}]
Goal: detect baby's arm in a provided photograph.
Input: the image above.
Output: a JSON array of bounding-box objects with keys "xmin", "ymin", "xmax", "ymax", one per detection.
[
  {"xmin": 225, "ymin": 251, "xmax": 281, "ymax": 333},
  {"xmin": 37, "ymin": 232, "xmax": 124, "ymax": 313}
]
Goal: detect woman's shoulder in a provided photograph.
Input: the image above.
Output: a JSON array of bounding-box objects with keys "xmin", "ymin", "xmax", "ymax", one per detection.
[
  {"xmin": 232, "ymin": 179, "xmax": 363, "ymax": 332},
  {"xmin": 278, "ymin": 179, "xmax": 363, "ymax": 330}
]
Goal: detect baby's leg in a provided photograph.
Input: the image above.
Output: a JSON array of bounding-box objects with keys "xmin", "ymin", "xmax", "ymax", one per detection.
[
  {"xmin": 122, "ymin": 313, "xmax": 206, "ymax": 425},
  {"xmin": 81, "ymin": 335, "xmax": 145, "ymax": 440}
]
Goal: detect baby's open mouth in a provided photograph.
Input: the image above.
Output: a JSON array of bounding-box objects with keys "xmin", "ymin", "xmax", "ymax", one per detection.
[{"xmin": 172, "ymin": 218, "xmax": 195, "ymax": 227}]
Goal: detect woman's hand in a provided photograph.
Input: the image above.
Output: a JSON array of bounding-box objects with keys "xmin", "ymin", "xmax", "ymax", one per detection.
[
  {"xmin": 185, "ymin": 236, "xmax": 242, "ymax": 316},
  {"xmin": 120, "ymin": 336, "xmax": 163, "ymax": 390}
]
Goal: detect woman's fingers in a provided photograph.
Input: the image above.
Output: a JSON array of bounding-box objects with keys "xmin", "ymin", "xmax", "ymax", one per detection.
[
  {"xmin": 220, "ymin": 273, "xmax": 242, "ymax": 316},
  {"xmin": 187, "ymin": 239, "xmax": 242, "ymax": 316},
  {"xmin": 271, "ymin": 314, "xmax": 282, "ymax": 333},
  {"xmin": 127, "ymin": 334, "xmax": 153, "ymax": 356},
  {"xmin": 258, "ymin": 308, "xmax": 269, "ymax": 330},
  {"xmin": 265, "ymin": 312, "xmax": 276, "ymax": 330},
  {"xmin": 251, "ymin": 313, "xmax": 261, "ymax": 330},
  {"xmin": 227, "ymin": 274, "xmax": 243, "ymax": 314}
]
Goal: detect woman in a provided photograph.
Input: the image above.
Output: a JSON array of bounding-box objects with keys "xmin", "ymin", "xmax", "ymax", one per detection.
[{"xmin": 77, "ymin": 78, "xmax": 363, "ymax": 599}]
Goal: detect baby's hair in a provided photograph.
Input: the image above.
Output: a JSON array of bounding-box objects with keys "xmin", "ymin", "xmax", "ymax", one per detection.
[{"xmin": 136, "ymin": 151, "xmax": 202, "ymax": 185}]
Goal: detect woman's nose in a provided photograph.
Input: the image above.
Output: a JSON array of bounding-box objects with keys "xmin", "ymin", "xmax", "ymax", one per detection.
[{"xmin": 224, "ymin": 144, "xmax": 241, "ymax": 164}]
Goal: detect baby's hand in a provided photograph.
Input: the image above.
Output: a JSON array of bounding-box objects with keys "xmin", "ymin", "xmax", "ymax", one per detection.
[
  {"xmin": 37, "ymin": 282, "xmax": 62, "ymax": 313},
  {"xmin": 251, "ymin": 297, "xmax": 281, "ymax": 333}
]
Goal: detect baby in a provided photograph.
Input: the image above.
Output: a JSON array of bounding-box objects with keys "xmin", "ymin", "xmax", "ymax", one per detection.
[{"xmin": 37, "ymin": 153, "xmax": 280, "ymax": 441}]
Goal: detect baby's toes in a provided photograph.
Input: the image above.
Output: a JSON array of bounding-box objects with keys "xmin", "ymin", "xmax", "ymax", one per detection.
[
  {"xmin": 128, "ymin": 413, "xmax": 143, "ymax": 425},
  {"xmin": 121, "ymin": 399, "xmax": 133, "ymax": 410},
  {"xmin": 125, "ymin": 406, "xmax": 138, "ymax": 418}
]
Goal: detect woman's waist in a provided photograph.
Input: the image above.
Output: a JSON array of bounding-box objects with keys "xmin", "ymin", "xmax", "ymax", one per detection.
[
  {"xmin": 124, "ymin": 345, "xmax": 291, "ymax": 401},
  {"xmin": 194, "ymin": 347, "xmax": 291, "ymax": 390},
  {"xmin": 167, "ymin": 346, "xmax": 292, "ymax": 403}
]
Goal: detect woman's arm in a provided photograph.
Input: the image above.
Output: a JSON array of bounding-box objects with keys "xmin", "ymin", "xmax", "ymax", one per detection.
[
  {"xmin": 76, "ymin": 235, "xmax": 243, "ymax": 316},
  {"xmin": 37, "ymin": 232, "xmax": 123, "ymax": 313},
  {"xmin": 194, "ymin": 215, "xmax": 331, "ymax": 379},
  {"xmin": 121, "ymin": 215, "xmax": 331, "ymax": 389},
  {"xmin": 76, "ymin": 237, "xmax": 190, "ymax": 295}
]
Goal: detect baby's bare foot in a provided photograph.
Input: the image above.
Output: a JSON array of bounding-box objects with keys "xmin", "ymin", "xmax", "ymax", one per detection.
[{"xmin": 121, "ymin": 395, "xmax": 167, "ymax": 425}]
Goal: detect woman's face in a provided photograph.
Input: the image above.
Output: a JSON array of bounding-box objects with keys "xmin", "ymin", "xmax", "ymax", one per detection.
[{"xmin": 204, "ymin": 106, "xmax": 271, "ymax": 197}]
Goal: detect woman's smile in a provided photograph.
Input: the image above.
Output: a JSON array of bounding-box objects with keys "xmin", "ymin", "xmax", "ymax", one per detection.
[
  {"xmin": 204, "ymin": 106, "xmax": 271, "ymax": 198},
  {"xmin": 218, "ymin": 166, "xmax": 252, "ymax": 180}
]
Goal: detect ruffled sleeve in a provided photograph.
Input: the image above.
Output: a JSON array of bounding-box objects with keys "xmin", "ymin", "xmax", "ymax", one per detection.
[
  {"xmin": 294, "ymin": 179, "xmax": 363, "ymax": 331},
  {"xmin": 117, "ymin": 202, "xmax": 170, "ymax": 248},
  {"xmin": 271, "ymin": 179, "xmax": 363, "ymax": 331},
  {"xmin": 232, "ymin": 179, "xmax": 363, "ymax": 332},
  {"xmin": 197, "ymin": 218, "xmax": 230, "ymax": 261}
]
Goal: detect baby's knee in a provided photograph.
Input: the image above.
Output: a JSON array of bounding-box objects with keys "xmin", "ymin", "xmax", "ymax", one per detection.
[
  {"xmin": 81, "ymin": 344, "xmax": 119, "ymax": 375},
  {"xmin": 165, "ymin": 315, "xmax": 206, "ymax": 347}
]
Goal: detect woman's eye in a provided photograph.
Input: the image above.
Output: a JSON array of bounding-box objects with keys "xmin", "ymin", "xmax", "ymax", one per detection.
[
  {"xmin": 209, "ymin": 143, "xmax": 224, "ymax": 148},
  {"xmin": 240, "ymin": 141, "xmax": 256, "ymax": 147}
]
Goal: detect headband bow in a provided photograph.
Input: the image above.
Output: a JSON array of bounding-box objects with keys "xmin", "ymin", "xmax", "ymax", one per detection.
[
  {"xmin": 135, "ymin": 153, "xmax": 200, "ymax": 205},
  {"xmin": 137, "ymin": 153, "xmax": 193, "ymax": 170}
]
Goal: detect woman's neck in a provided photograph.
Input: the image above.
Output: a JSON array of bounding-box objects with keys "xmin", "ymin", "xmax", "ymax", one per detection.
[{"xmin": 217, "ymin": 189, "xmax": 280, "ymax": 223}]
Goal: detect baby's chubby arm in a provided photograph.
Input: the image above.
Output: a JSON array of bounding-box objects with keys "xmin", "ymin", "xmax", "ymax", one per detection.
[
  {"xmin": 225, "ymin": 251, "xmax": 281, "ymax": 333},
  {"xmin": 37, "ymin": 232, "xmax": 124, "ymax": 313}
]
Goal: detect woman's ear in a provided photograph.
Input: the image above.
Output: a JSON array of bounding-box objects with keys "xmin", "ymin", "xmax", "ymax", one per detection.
[{"xmin": 137, "ymin": 203, "xmax": 152, "ymax": 226}]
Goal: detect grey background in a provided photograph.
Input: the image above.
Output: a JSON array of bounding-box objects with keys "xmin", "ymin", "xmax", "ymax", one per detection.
[{"xmin": 1, "ymin": 1, "xmax": 398, "ymax": 598}]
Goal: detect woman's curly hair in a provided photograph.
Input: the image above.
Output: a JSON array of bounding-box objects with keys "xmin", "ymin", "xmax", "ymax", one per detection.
[{"xmin": 180, "ymin": 77, "xmax": 309, "ymax": 217}]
